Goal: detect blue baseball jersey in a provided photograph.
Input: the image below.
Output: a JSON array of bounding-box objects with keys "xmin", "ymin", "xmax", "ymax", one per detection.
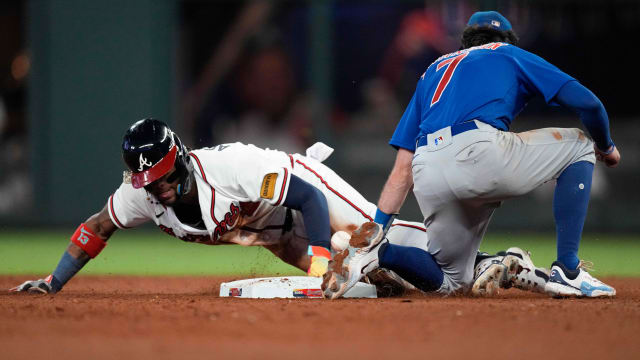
[{"xmin": 390, "ymin": 43, "xmax": 576, "ymax": 151}]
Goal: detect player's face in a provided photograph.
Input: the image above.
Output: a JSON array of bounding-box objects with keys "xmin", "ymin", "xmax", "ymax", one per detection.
[{"xmin": 144, "ymin": 166, "xmax": 181, "ymax": 205}]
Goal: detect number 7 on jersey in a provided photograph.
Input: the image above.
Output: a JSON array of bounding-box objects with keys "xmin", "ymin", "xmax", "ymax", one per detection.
[{"xmin": 431, "ymin": 52, "xmax": 469, "ymax": 106}]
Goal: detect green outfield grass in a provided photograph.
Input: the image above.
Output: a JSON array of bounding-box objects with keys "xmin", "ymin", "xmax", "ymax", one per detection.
[{"xmin": 0, "ymin": 230, "xmax": 638, "ymax": 277}]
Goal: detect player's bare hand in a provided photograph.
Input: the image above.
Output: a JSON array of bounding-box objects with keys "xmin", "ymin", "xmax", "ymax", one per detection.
[
  {"xmin": 594, "ymin": 145, "xmax": 620, "ymax": 168},
  {"xmin": 9, "ymin": 276, "xmax": 54, "ymax": 294}
]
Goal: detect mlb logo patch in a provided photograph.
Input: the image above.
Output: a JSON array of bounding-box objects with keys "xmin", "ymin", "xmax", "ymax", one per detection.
[{"xmin": 426, "ymin": 127, "xmax": 452, "ymax": 151}]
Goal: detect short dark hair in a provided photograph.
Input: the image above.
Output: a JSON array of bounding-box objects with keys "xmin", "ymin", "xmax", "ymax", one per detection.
[{"xmin": 460, "ymin": 25, "xmax": 519, "ymax": 49}]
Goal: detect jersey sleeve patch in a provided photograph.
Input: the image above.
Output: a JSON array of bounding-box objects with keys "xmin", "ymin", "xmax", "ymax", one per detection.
[{"xmin": 260, "ymin": 173, "xmax": 278, "ymax": 199}]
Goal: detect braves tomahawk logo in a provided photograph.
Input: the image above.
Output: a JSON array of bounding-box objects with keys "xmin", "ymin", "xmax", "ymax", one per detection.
[{"xmin": 138, "ymin": 154, "xmax": 153, "ymax": 171}]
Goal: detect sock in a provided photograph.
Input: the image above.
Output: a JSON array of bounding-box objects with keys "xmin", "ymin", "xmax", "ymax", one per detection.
[
  {"xmin": 378, "ymin": 243, "xmax": 444, "ymax": 292},
  {"xmin": 553, "ymin": 161, "xmax": 593, "ymax": 270}
]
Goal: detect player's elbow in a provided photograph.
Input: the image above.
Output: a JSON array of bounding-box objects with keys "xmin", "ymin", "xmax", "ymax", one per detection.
[
  {"xmin": 579, "ymin": 95, "xmax": 603, "ymax": 113},
  {"xmin": 85, "ymin": 210, "xmax": 116, "ymax": 240},
  {"xmin": 557, "ymin": 81, "xmax": 603, "ymax": 114}
]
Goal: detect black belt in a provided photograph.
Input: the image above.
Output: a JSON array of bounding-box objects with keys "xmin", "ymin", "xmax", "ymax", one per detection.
[
  {"xmin": 282, "ymin": 208, "xmax": 293, "ymax": 235},
  {"xmin": 416, "ymin": 121, "xmax": 478, "ymax": 148}
]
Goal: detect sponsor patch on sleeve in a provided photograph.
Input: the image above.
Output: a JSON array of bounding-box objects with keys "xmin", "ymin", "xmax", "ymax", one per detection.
[{"xmin": 260, "ymin": 173, "xmax": 278, "ymax": 199}]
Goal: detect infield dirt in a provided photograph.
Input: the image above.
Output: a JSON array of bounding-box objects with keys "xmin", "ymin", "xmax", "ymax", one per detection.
[{"xmin": 1, "ymin": 276, "xmax": 639, "ymax": 360}]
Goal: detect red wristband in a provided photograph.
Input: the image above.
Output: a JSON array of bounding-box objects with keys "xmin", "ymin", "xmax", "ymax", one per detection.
[{"xmin": 70, "ymin": 223, "xmax": 106, "ymax": 258}]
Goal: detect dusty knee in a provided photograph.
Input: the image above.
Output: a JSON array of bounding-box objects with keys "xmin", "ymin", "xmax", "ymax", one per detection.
[
  {"xmin": 567, "ymin": 128, "xmax": 596, "ymax": 164},
  {"xmin": 438, "ymin": 266, "xmax": 475, "ymax": 294},
  {"xmin": 569, "ymin": 128, "xmax": 591, "ymax": 144}
]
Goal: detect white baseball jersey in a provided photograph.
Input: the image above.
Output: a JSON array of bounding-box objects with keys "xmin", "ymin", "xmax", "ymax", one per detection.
[{"xmin": 107, "ymin": 142, "xmax": 429, "ymax": 251}]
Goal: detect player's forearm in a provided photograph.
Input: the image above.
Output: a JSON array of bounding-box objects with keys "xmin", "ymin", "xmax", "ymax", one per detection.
[
  {"xmin": 49, "ymin": 243, "xmax": 91, "ymax": 292},
  {"xmin": 50, "ymin": 212, "xmax": 115, "ymax": 293},
  {"xmin": 555, "ymin": 81, "xmax": 614, "ymax": 151},
  {"xmin": 282, "ymin": 174, "xmax": 331, "ymax": 276},
  {"xmin": 377, "ymin": 148, "xmax": 414, "ymax": 214},
  {"xmin": 578, "ymin": 103, "xmax": 613, "ymax": 151},
  {"xmin": 283, "ymin": 174, "xmax": 331, "ymax": 250}
]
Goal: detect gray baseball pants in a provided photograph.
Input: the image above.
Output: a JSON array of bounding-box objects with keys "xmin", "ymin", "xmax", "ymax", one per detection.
[{"xmin": 412, "ymin": 120, "xmax": 595, "ymax": 293}]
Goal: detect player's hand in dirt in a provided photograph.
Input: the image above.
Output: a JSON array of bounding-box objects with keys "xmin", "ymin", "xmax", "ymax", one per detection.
[
  {"xmin": 594, "ymin": 144, "xmax": 620, "ymax": 168},
  {"xmin": 10, "ymin": 275, "xmax": 54, "ymax": 294},
  {"xmin": 307, "ymin": 245, "xmax": 331, "ymax": 277}
]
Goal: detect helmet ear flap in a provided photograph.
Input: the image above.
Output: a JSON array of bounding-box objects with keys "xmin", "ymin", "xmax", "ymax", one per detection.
[
  {"xmin": 171, "ymin": 130, "xmax": 190, "ymax": 163},
  {"xmin": 169, "ymin": 131, "xmax": 194, "ymax": 198}
]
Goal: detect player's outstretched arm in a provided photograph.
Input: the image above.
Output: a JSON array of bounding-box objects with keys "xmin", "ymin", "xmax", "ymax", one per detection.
[
  {"xmin": 10, "ymin": 205, "xmax": 118, "ymax": 294},
  {"xmin": 282, "ymin": 174, "xmax": 332, "ymax": 277}
]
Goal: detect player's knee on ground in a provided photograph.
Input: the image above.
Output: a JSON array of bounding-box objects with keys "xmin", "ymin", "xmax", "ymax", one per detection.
[{"xmin": 437, "ymin": 266, "xmax": 475, "ymax": 294}]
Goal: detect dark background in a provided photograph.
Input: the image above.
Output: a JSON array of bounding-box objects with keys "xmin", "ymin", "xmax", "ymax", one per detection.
[{"xmin": 0, "ymin": 0, "xmax": 638, "ymax": 233}]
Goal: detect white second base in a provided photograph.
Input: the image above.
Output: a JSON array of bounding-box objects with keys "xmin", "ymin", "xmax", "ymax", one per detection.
[{"xmin": 219, "ymin": 276, "xmax": 377, "ymax": 299}]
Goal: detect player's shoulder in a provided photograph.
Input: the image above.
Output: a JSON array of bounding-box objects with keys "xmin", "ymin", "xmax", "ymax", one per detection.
[
  {"xmin": 481, "ymin": 42, "xmax": 543, "ymax": 61},
  {"xmin": 114, "ymin": 178, "xmax": 152, "ymax": 203},
  {"xmin": 426, "ymin": 43, "xmax": 510, "ymax": 73},
  {"xmin": 189, "ymin": 142, "xmax": 274, "ymax": 175},
  {"xmin": 190, "ymin": 142, "xmax": 265, "ymax": 161},
  {"xmin": 434, "ymin": 42, "xmax": 516, "ymax": 60}
]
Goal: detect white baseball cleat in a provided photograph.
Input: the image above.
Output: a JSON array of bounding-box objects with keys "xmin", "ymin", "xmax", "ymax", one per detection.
[
  {"xmin": 545, "ymin": 260, "xmax": 616, "ymax": 298},
  {"xmin": 322, "ymin": 222, "xmax": 385, "ymax": 300},
  {"xmin": 471, "ymin": 254, "xmax": 520, "ymax": 296},
  {"xmin": 505, "ymin": 247, "xmax": 550, "ymax": 293}
]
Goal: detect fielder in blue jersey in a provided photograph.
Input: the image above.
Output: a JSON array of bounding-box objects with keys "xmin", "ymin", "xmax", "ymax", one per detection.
[{"xmin": 322, "ymin": 11, "xmax": 620, "ymax": 299}]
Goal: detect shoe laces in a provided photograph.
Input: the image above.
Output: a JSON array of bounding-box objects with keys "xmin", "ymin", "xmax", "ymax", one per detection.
[
  {"xmin": 578, "ymin": 260, "xmax": 595, "ymax": 272},
  {"xmin": 577, "ymin": 260, "xmax": 607, "ymax": 284}
]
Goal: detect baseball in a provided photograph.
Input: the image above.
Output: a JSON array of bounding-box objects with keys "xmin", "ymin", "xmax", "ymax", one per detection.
[{"xmin": 331, "ymin": 231, "xmax": 351, "ymax": 252}]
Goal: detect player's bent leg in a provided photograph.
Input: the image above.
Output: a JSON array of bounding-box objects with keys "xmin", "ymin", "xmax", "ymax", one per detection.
[
  {"xmin": 290, "ymin": 153, "xmax": 378, "ymax": 230},
  {"xmin": 489, "ymin": 127, "xmax": 595, "ymax": 199},
  {"xmin": 412, "ymin": 134, "xmax": 504, "ymax": 294},
  {"xmin": 415, "ymin": 200, "xmax": 496, "ymax": 294},
  {"xmin": 377, "ymin": 242, "xmax": 444, "ymax": 293},
  {"xmin": 553, "ymin": 161, "xmax": 593, "ymax": 270},
  {"xmin": 487, "ymin": 128, "xmax": 603, "ymax": 297}
]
